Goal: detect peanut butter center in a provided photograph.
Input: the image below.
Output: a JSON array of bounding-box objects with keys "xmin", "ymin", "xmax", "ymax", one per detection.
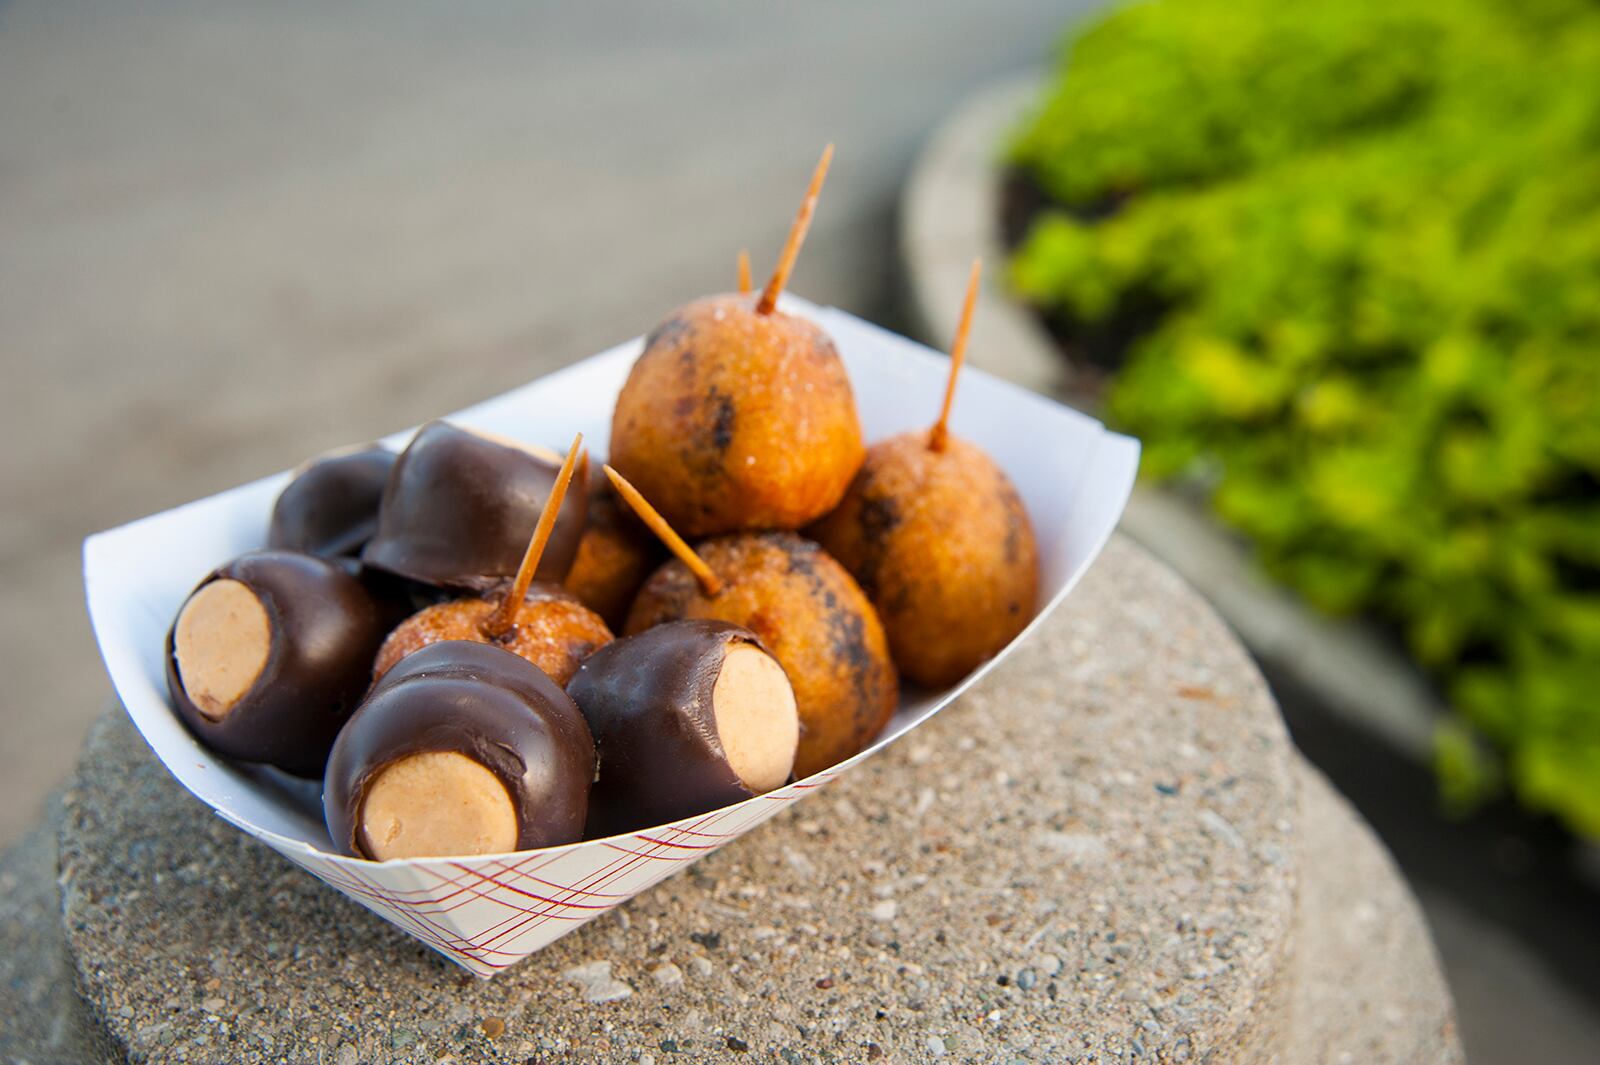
[
  {"xmin": 173, "ymin": 579, "xmax": 272, "ymax": 720},
  {"xmin": 712, "ymin": 644, "xmax": 799, "ymax": 792},
  {"xmin": 360, "ymin": 751, "xmax": 518, "ymax": 860}
]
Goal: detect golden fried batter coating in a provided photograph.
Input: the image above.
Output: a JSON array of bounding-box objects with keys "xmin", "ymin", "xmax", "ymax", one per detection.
[
  {"xmin": 564, "ymin": 480, "xmax": 665, "ymax": 630},
  {"xmin": 374, "ymin": 584, "xmax": 613, "ymax": 686},
  {"xmin": 810, "ymin": 431, "xmax": 1038, "ymax": 688},
  {"xmin": 609, "ymin": 295, "xmax": 864, "ymax": 537}
]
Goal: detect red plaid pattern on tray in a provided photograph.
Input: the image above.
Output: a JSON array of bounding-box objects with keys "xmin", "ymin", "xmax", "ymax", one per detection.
[{"xmin": 265, "ymin": 771, "xmax": 838, "ymax": 976}]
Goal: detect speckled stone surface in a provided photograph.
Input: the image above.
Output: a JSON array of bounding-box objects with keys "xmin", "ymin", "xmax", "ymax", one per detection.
[
  {"xmin": 56, "ymin": 537, "xmax": 1455, "ymax": 1063},
  {"xmin": 1286, "ymin": 766, "xmax": 1461, "ymax": 1063},
  {"xmin": 0, "ymin": 795, "xmax": 117, "ymax": 1064}
]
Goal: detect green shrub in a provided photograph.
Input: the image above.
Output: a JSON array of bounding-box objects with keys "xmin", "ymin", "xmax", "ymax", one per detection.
[{"xmin": 1008, "ymin": 0, "xmax": 1600, "ymax": 835}]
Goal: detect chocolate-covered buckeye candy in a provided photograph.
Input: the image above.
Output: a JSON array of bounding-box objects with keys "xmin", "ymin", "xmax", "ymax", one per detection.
[
  {"xmin": 568, "ymin": 620, "xmax": 798, "ymax": 837},
  {"xmin": 324, "ymin": 641, "xmax": 595, "ymax": 860},
  {"xmin": 166, "ymin": 550, "xmax": 387, "ymax": 777},
  {"xmin": 374, "ymin": 433, "xmax": 613, "ymax": 685},
  {"xmin": 268, "ymin": 445, "xmax": 397, "ymax": 559},
  {"xmin": 361, "ymin": 421, "xmax": 588, "ymax": 590}
]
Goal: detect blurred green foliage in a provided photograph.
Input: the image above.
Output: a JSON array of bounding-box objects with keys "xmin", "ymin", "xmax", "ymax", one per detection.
[{"xmin": 1007, "ymin": 0, "xmax": 1600, "ymax": 835}]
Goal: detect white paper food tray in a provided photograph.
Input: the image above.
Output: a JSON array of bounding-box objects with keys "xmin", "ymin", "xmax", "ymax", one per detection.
[{"xmin": 83, "ymin": 297, "xmax": 1139, "ymax": 976}]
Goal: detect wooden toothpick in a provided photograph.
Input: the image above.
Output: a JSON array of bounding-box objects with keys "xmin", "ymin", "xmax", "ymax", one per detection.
[
  {"xmin": 929, "ymin": 258, "xmax": 981, "ymax": 453},
  {"xmin": 756, "ymin": 144, "xmax": 834, "ymax": 316},
  {"xmin": 603, "ymin": 465, "xmax": 724, "ymax": 597},
  {"xmin": 481, "ymin": 432, "xmax": 584, "ymax": 636}
]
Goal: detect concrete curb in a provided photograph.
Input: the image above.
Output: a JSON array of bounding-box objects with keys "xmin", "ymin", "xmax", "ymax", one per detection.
[
  {"xmin": 898, "ymin": 73, "xmax": 1450, "ymax": 765},
  {"xmin": 0, "ymin": 793, "xmax": 118, "ymax": 1064}
]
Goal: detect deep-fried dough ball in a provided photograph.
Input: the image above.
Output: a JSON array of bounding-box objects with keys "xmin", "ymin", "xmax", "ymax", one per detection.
[
  {"xmin": 609, "ymin": 295, "xmax": 864, "ymax": 537},
  {"xmin": 811, "ymin": 430, "xmax": 1038, "ymax": 688},
  {"xmin": 374, "ymin": 584, "xmax": 613, "ymax": 686},
  {"xmin": 563, "ymin": 479, "xmax": 665, "ymax": 630}
]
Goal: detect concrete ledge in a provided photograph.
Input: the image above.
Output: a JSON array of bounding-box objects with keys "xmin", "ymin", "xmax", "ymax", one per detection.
[
  {"xmin": 61, "ymin": 537, "xmax": 1317, "ymax": 1063},
  {"xmin": 1288, "ymin": 764, "xmax": 1460, "ymax": 1062},
  {"xmin": 0, "ymin": 794, "xmax": 117, "ymax": 1064},
  {"xmin": 4, "ymin": 753, "xmax": 1462, "ymax": 1063}
]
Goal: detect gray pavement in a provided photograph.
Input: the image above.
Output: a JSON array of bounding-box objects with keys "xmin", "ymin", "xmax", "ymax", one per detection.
[{"xmin": 0, "ymin": 0, "xmax": 1089, "ymax": 848}]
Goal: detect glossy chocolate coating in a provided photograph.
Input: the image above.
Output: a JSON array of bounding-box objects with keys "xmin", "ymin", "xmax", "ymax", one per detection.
[
  {"xmin": 361, "ymin": 421, "xmax": 589, "ymax": 591},
  {"xmin": 324, "ymin": 640, "xmax": 596, "ymax": 858},
  {"xmin": 349, "ymin": 564, "xmax": 438, "ymax": 631},
  {"xmin": 567, "ymin": 620, "xmax": 784, "ymax": 837},
  {"xmin": 268, "ymin": 446, "xmax": 397, "ymax": 559},
  {"xmin": 165, "ymin": 551, "xmax": 388, "ymax": 777}
]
